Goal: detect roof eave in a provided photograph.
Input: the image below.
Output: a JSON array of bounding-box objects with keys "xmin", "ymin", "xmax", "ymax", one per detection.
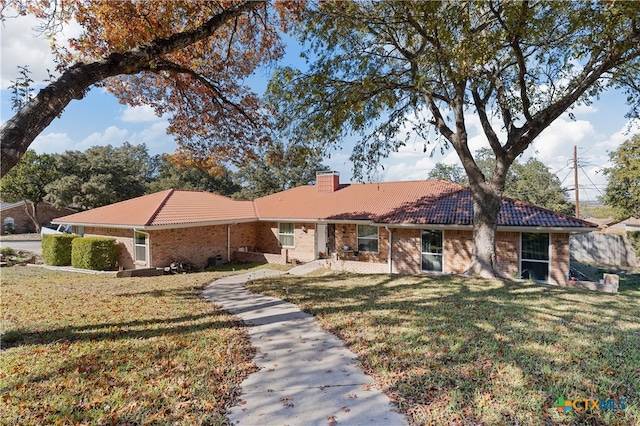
[{"xmin": 52, "ymin": 217, "xmax": 257, "ymax": 230}]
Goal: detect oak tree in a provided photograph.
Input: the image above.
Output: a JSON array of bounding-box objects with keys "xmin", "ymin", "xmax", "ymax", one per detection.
[
  {"xmin": 0, "ymin": 0, "xmax": 287, "ymax": 177},
  {"xmin": 603, "ymin": 134, "xmax": 640, "ymax": 219},
  {"xmin": 269, "ymin": 1, "xmax": 640, "ymax": 278}
]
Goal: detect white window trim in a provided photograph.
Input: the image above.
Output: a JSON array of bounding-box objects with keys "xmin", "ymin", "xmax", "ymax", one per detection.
[
  {"xmin": 421, "ymin": 229, "xmax": 444, "ymax": 273},
  {"xmin": 278, "ymin": 222, "xmax": 295, "ymax": 248},
  {"xmin": 357, "ymin": 224, "xmax": 379, "ymax": 253},
  {"xmin": 134, "ymin": 230, "xmax": 150, "ymax": 266},
  {"xmin": 520, "ymin": 232, "xmax": 551, "ymax": 283}
]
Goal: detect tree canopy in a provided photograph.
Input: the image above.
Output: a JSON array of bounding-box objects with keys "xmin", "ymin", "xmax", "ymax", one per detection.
[
  {"xmin": 603, "ymin": 134, "xmax": 640, "ymax": 219},
  {"xmin": 233, "ymin": 143, "xmax": 330, "ymax": 199},
  {"xmin": 1, "ymin": 0, "xmax": 291, "ymax": 177},
  {"xmin": 147, "ymin": 154, "xmax": 241, "ymax": 196},
  {"xmin": 0, "ymin": 150, "xmax": 59, "ymax": 232},
  {"xmin": 268, "ymin": 1, "xmax": 640, "ymax": 278},
  {"xmin": 428, "ymin": 151, "xmax": 573, "ymax": 215},
  {"xmin": 44, "ymin": 143, "xmax": 153, "ymax": 209}
]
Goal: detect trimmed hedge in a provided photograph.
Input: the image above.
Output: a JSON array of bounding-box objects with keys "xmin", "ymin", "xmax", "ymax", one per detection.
[
  {"xmin": 42, "ymin": 234, "xmax": 77, "ymax": 266},
  {"xmin": 71, "ymin": 237, "xmax": 119, "ymax": 271}
]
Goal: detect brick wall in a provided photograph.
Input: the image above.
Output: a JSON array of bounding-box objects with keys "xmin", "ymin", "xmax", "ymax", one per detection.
[
  {"xmin": 496, "ymin": 231, "xmax": 520, "ymax": 279},
  {"xmin": 551, "ymin": 233, "xmax": 570, "ymax": 286},
  {"xmin": 1, "ymin": 202, "xmax": 76, "ymax": 234},
  {"xmin": 443, "ymin": 229, "xmax": 473, "ymax": 274},
  {"xmin": 150, "ymin": 223, "xmax": 260, "ymax": 268},
  {"xmin": 392, "ymin": 228, "xmax": 420, "ymax": 274},
  {"xmin": 334, "ymin": 224, "xmax": 389, "ymax": 263}
]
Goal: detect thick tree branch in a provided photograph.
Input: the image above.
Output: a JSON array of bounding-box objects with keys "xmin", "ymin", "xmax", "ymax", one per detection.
[{"xmin": 0, "ymin": 0, "xmax": 259, "ymax": 178}]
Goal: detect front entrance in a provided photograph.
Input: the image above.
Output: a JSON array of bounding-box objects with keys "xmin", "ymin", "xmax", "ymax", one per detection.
[{"xmin": 316, "ymin": 223, "xmax": 328, "ymax": 258}]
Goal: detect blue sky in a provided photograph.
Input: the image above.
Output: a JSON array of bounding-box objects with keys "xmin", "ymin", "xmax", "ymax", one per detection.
[{"xmin": 2, "ymin": 10, "xmax": 638, "ymax": 204}]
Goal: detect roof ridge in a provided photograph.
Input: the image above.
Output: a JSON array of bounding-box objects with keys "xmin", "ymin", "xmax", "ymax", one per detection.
[{"xmin": 146, "ymin": 189, "xmax": 175, "ymax": 226}]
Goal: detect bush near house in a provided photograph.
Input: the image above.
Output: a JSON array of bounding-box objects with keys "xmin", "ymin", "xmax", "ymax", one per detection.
[
  {"xmin": 71, "ymin": 237, "xmax": 119, "ymax": 271},
  {"xmin": 627, "ymin": 231, "xmax": 640, "ymax": 259},
  {"xmin": 42, "ymin": 234, "xmax": 77, "ymax": 266}
]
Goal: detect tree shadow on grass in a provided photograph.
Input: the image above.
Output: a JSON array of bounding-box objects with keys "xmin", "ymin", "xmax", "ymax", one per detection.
[{"xmin": 247, "ymin": 273, "xmax": 640, "ymax": 425}]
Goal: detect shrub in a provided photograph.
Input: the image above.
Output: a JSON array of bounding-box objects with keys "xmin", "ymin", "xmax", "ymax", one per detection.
[
  {"xmin": 1, "ymin": 247, "xmax": 16, "ymax": 256},
  {"xmin": 42, "ymin": 234, "xmax": 77, "ymax": 266},
  {"xmin": 71, "ymin": 237, "xmax": 119, "ymax": 271},
  {"xmin": 627, "ymin": 231, "xmax": 640, "ymax": 259}
]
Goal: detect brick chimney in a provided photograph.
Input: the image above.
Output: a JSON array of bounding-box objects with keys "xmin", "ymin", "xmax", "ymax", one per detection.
[{"xmin": 316, "ymin": 171, "xmax": 340, "ymax": 193}]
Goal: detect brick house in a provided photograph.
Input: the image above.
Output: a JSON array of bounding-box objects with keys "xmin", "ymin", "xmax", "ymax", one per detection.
[
  {"xmin": 54, "ymin": 172, "xmax": 597, "ymax": 285},
  {"xmin": 1, "ymin": 201, "xmax": 76, "ymax": 235}
]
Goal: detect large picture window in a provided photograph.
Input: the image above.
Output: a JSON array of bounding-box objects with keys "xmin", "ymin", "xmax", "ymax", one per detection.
[
  {"xmin": 278, "ymin": 223, "xmax": 295, "ymax": 247},
  {"xmin": 521, "ymin": 233, "xmax": 550, "ymax": 282},
  {"xmin": 134, "ymin": 231, "xmax": 148, "ymax": 263},
  {"xmin": 421, "ymin": 230, "xmax": 443, "ymax": 272},
  {"xmin": 357, "ymin": 225, "xmax": 379, "ymax": 252}
]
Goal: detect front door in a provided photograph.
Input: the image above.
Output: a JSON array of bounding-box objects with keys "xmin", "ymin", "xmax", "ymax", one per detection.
[{"xmin": 316, "ymin": 223, "xmax": 328, "ymax": 258}]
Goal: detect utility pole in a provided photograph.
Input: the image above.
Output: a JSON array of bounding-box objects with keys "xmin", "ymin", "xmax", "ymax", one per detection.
[{"xmin": 574, "ymin": 145, "xmax": 580, "ymax": 218}]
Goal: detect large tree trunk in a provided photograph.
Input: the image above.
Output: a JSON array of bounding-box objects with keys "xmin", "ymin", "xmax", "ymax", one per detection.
[
  {"xmin": 0, "ymin": 1, "xmax": 257, "ymax": 178},
  {"xmin": 466, "ymin": 185, "xmax": 504, "ymax": 278}
]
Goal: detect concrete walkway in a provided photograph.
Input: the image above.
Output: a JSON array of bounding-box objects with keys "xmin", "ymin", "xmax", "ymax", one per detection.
[{"xmin": 202, "ymin": 267, "xmax": 407, "ymax": 426}]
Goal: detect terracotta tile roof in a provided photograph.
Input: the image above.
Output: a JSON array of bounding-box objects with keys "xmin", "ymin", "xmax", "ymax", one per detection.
[
  {"xmin": 55, "ymin": 180, "xmax": 596, "ymax": 230},
  {"xmin": 254, "ymin": 180, "xmax": 464, "ymax": 221},
  {"xmin": 375, "ymin": 188, "xmax": 597, "ymax": 228},
  {"xmin": 54, "ymin": 189, "xmax": 256, "ymax": 227}
]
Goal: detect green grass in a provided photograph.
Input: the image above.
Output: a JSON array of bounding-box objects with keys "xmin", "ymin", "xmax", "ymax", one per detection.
[
  {"xmin": 246, "ymin": 271, "xmax": 640, "ymax": 425},
  {"xmin": 0, "ymin": 264, "xmax": 270, "ymax": 425}
]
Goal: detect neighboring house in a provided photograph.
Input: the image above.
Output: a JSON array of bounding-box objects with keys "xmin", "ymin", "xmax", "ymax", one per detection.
[
  {"xmin": 0, "ymin": 201, "xmax": 77, "ymax": 235},
  {"xmin": 54, "ymin": 172, "xmax": 597, "ymax": 285}
]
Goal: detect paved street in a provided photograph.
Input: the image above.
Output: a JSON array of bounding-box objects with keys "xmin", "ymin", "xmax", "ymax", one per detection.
[{"xmin": 0, "ymin": 240, "xmax": 42, "ymax": 255}]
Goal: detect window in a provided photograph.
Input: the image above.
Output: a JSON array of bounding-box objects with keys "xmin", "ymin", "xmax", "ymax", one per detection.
[
  {"xmin": 278, "ymin": 223, "xmax": 294, "ymax": 247},
  {"xmin": 357, "ymin": 225, "xmax": 378, "ymax": 252},
  {"xmin": 421, "ymin": 230, "xmax": 443, "ymax": 272},
  {"xmin": 75, "ymin": 226, "xmax": 85, "ymax": 237},
  {"xmin": 134, "ymin": 231, "xmax": 148, "ymax": 263},
  {"xmin": 521, "ymin": 233, "xmax": 550, "ymax": 282}
]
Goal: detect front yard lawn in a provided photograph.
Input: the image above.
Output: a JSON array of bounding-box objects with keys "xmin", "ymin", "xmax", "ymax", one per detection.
[
  {"xmin": 0, "ymin": 266, "xmax": 265, "ymax": 425},
  {"xmin": 247, "ymin": 271, "xmax": 640, "ymax": 425}
]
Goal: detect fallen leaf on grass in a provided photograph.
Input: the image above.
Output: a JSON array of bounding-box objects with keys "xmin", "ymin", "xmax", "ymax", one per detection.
[
  {"xmin": 327, "ymin": 415, "xmax": 338, "ymax": 425},
  {"xmin": 341, "ymin": 406, "xmax": 351, "ymax": 413}
]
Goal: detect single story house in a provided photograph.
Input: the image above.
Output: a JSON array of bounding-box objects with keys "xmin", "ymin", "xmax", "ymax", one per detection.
[
  {"xmin": 1, "ymin": 201, "xmax": 77, "ymax": 235},
  {"xmin": 54, "ymin": 172, "xmax": 597, "ymax": 285}
]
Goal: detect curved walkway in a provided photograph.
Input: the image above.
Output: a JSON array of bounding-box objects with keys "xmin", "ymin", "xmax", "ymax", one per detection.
[{"xmin": 202, "ymin": 267, "xmax": 407, "ymax": 426}]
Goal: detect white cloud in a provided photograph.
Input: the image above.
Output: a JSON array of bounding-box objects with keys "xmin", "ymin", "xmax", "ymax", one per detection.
[
  {"xmin": 76, "ymin": 126, "xmax": 130, "ymax": 151},
  {"xmin": 0, "ymin": 12, "xmax": 57, "ymax": 87},
  {"xmin": 120, "ymin": 105, "xmax": 163, "ymax": 123},
  {"xmin": 129, "ymin": 121, "xmax": 176, "ymax": 155},
  {"xmin": 30, "ymin": 132, "xmax": 76, "ymax": 154}
]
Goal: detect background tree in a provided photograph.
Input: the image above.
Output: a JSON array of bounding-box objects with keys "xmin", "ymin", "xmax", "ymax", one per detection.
[
  {"xmin": 1, "ymin": 0, "xmax": 289, "ymax": 177},
  {"xmin": 269, "ymin": 1, "xmax": 640, "ymax": 278},
  {"xmin": 233, "ymin": 143, "xmax": 330, "ymax": 199},
  {"xmin": 427, "ymin": 163, "xmax": 469, "ymax": 186},
  {"xmin": 45, "ymin": 143, "xmax": 152, "ymax": 209},
  {"xmin": 603, "ymin": 134, "xmax": 640, "ymax": 219},
  {"xmin": 0, "ymin": 150, "xmax": 59, "ymax": 232},
  {"xmin": 146, "ymin": 155, "xmax": 241, "ymax": 196},
  {"xmin": 428, "ymin": 152, "xmax": 573, "ymax": 214}
]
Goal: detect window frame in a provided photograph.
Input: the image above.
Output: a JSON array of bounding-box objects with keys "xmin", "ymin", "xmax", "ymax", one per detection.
[
  {"xmin": 357, "ymin": 224, "xmax": 379, "ymax": 253},
  {"xmin": 520, "ymin": 232, "xmax": 550, "ymax": 282},
  {"xmin": 421, "ymin": 229, "xmax": 444, "ymax": 272},
  {"xmin": 278, "ymin": 222, "xmax": 295, "ymax": 248},
  {"xmin": 134, "ymin": 230, "xmax": 149, "ymax": 265}
]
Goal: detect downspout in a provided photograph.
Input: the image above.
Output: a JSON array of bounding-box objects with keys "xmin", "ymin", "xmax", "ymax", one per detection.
[{"xmin": 385, "ymin": 226, "xmax": 393, "ymax": 274}]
